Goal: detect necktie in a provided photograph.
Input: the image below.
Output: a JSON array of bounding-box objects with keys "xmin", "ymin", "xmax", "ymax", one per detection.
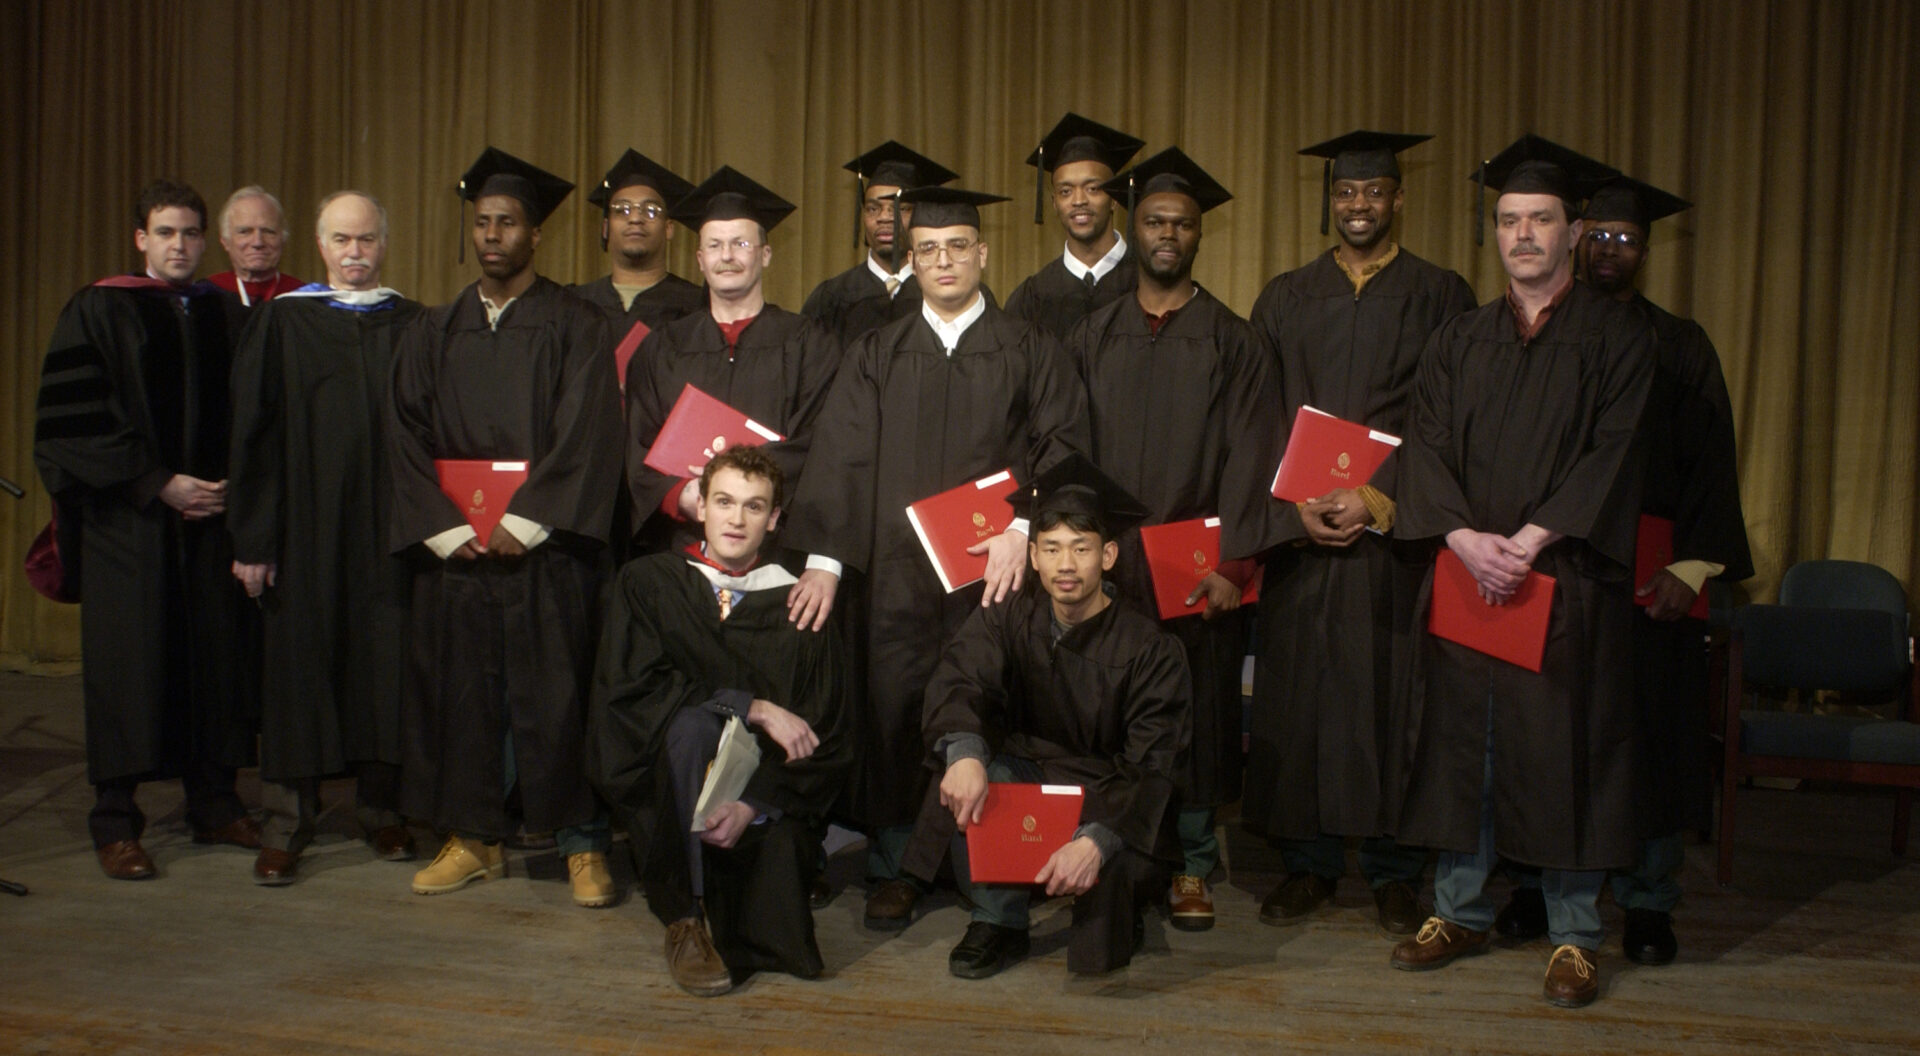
[
  {"xmin": 884, "ymin": 276, "xmax": 901, "ymax": 297},
  {"xmin": 1083, "ymin": 271, "xmax": 1098, "ymax": 292},
  {"xmin": 716, "ymin": 586, "xmax": 737, "ymax": 621}
]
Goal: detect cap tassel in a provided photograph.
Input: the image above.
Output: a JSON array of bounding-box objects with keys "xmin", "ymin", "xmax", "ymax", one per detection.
[
  {"xmin": 1474, "ymin": 161, "xmax": 1486, "ymax": 247},
  {"xmin": 890, "ymin": 194, "xmax": 904, "ymax": 272},
  {"xmin": 1034, "ymin": 145, "xmax": 1045, "ymax": 225},
  {"xmin": 1319, "ymin": 160, "xmax": 1331, "ymax": 236},
  {"xmin": 1126, "ymin": 173, "xmax": 1136, "ymax": 218},
  {"xmin": 457, "ymin": 183, "xmax": 466, "ymax": 265},
  {"xmin": 853, "ymin": 175, "xmax": 865, "ymax": 252}
]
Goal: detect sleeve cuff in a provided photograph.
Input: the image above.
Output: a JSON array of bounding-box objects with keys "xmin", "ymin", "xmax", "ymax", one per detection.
[
  {"xmin": 498, "ymin": 513, "xmax": 551, "ymax": 550},
  {"xmin": 701, "ymin": 688, "xmax": 754, "ymax": 720},
  {"xmin": 1007, "ymin": 518, "xmax": 1029, "ymax": 538},
  {"xmin": 1356, "ymin": 485, "xmax": 1396, "ymax": 534},
  {"xmin": 660, "ymin": 477, "xmax": 693, "ymax": 522},
  {"xmin": 1072, "ymin": 821, "xmax": 1121, "ymax": 864},
  {"xmin": 936, "ymin": 732, "xmax": 991, "ymax": 768},
  {"xmin": 1664, "ymin": 559, "xmax": 1725, "ymax": 595},
  {"xmin": 804, "ymin": 554, "xmax": 844, "ymax": 577},
  {"xmin": 424, "ymin": 524, "xmax": 477, "ymax": 559}
]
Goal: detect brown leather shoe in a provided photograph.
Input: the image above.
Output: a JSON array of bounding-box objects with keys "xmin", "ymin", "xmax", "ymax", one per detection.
[
  {"xmin": 1391, "ymin": 916, "xmax": 1491, "ymax": 971},
  {"xmin": 665, "ymin": 917, "xmax": 733, "ymax": 996},
  {"xmin": 1543, "ymin": 944, "xmax": 1600, "ymax": 1007},
  {"xmin": 369, "ymin": 825, "xmax": 417, "ymax": 862},
  {"xmin": 809, "ymin": 874, "xmax": 833, "ymax": 910},
  {"xmin": 192, "ymin": 815, "xmax": 263, "ymax": 850},
  {"xmin": 253, "ymin": 847, "xmax": 298, "ymax": 886},
  {"xmin": 97, "ymin": 840, "xmax": 155, "ymax": 880},
  {"xmin": 1373, "ymin": 880, "xmax": 1424, "ymax": 935},
  {"xmin": 863, "ymin": 878, "xmax": 922, "ymax": 931},
  {"xmin": 1259, "ymin": 872, "xmax": 1335, "ymax": 926},
  {"xmin": 1168, "ymin": 874, "xmax": 1216, "ymax": 932}
]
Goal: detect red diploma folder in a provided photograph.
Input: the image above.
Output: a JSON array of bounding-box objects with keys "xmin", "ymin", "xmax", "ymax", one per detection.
[
  {"xmin": 1270, "ymin": 405, "xmax": 1402, "ymax": 503},
  {"xmin": 1426, "ymin": 549, "xmax": 1555, "ymax": 672},
  {"xmin": 1138, "ymin": 516, "xmax": 1262, "ymax": 619},
  {"xmin": 964, "ymin": 783, "xmax": 1086, "ymax": 884},
  {"xmin": 904, "ymin": 469, "xmax": 1020, "ymax": 593},
  {"xmin": 434, "ymin": 460, "xmax": 528, "ymax": 542},
  {"xmin": 611, "ymin": 319, "xmax": 651, "ymax": 392},
  {"xmin": 1634, "ymin": 514, "xmax": 1711, "ymax": 620},
  {"xmin": 642, "ymin": 383, "xmax": 783, "ymax": 478}
]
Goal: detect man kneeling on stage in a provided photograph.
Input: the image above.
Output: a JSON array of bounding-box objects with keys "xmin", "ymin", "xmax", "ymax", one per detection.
[
  {"xmin": 901, "ymin": 455, "xmax": 1192, "ymax": 978},
  {"xmin": 589, "ymin": 446, "xmax": 850, "ymax": 997}
]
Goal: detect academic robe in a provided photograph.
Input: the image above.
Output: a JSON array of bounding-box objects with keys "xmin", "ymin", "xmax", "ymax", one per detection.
[
  {"xmin": 588, "ymin": 552, "xmax": 851, "ymax": 979},
  {"xmin": 208, "ymin": 270, "xmax": 308, "ymax": 308},
  {"xmin": 387, "ymin": 276, "xmax": 623, "ymax": 838},
  {"xmin": 227, "ymin": 290, "xmax": 422, "ymax": 783},
  {"xmin": 1629, "ymin": 294, "xmax": 1752, "ymax": 836},
  {"xmin": 1234, "ymin": 248, "xmax": 1476, "ymax": 841},
  {"xmin": 1393, "ymin": 281, "xmax": 1654, "ymax": 871},
  {"xmin": 802, "ymin": 263, "xmax": 925, "ymax": 349},
  {"xmin": 32, "ymin": 277, "xmax": 257, "ymax": 783},
  {"xmin": 900, "ymin": 587, "xmax": 1192, "ymax": 882},
  {"xmin": 1004, "ymin": 246, "xmax": 1139, "ymax": 342},
  {"xmin": 783, "ymin": 305, "xmax": 1090, "ymax": 828},
  {"xmin": 568, "ymin": 272, "xmax": 707, "ymax": 333},
  {"xmin": 624, "ymin": 306, "xmax": 840, "ymax": 555},
  {"xmin": 1068, "ymin": 285, "xmax": 1275, "ymax": 809}
]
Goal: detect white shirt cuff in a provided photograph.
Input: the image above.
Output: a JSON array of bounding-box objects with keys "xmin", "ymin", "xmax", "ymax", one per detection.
[
  {"xmin": 498, "ymin": 513, "xmax": 551, "ymax": 551},
  {"xmin": 425, "ymin": 524, "xmax": 477, "ymax": 559},
  {"xmin": 1007, "ymin": 518, "xmax": 1029, "ymax": 538},
  {"xmin": 804, "ymin": 554, "xmax": 844, "ymax": 577}
]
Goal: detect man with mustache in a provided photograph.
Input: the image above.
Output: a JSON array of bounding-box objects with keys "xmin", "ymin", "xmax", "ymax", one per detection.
[
  {"xmin": 227, "ymin": 190, "xmax": 425, "ymax": 885},
  {"xmin": 34, "ymin": 179, "xmax": 260, "ymax": 880},
  {"xmin": 1064, "ymin": 148, "xmax": 1273, "ymax": 932},
  {"xmin": 386, "ymin": 148, "xmax": 624, "ymax": 910},
  {"xmin": 1004, "ymin": 114, "xmax": 1145, "ymax": 342},
  {"xmin": 624, "ymin": 167, "xmax": 840, "ymax": 558},
  {"xmin": 1494, "ymin": 175, "xmax": 1752, "ymax": 968},
  {"xmin": 208, "ymin": 186, "xmax": 305, "ymax": 307},
  {"xmin": 803, "ymin": 141, "xmax": 957, "ymax": 348},
  {"xmin": 1232, "ymin": 132, "xmax": 1475, "ymax": 937},
  {"xmin": 1390, "ymin": 136, "xmax": 1652, "ymax": 1008}
]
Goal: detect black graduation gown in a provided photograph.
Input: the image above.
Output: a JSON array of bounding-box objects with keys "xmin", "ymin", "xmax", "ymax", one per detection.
[
  {"xmin": 1629, "ymin": 294, "xmax": 1752, "ymax": 837},
  {"xmin": 1068, "ymin": 285, "xmax": 1274, "ymax": 809},
  {"xmin": 1004, "ymin": 245, "xmax": 1139, "ymax": 342},
  {"xmin": 568, "ymin": 272, "xmax": 707, "ymax": 333},
  {"xmin": 32, "ymin": 279, "xmax": 258, "ymax": 783},
  {"xmin": 1235, "ymin": 248, "xmax": 1477, "ymax": 841},
  {"xmin": 227, "ymin": 293, "xmax": 422, "ymax": 783},
  {"xmin": 900, "ymin": 588, "xmax": 1191, "ymax": 880},
  {"xmin": 588, "ymin": 553, "xmax": 850, "ymax": 979},
  {"xmin": 387, "ymin": 276, "xmax": 623, "ymax": 837},
  {"xmin": 802, "ymin": 262, "xmax": 926, "ymax": 349},
  {"xmin": 624, "ymin": 306, "xmax": 841, "ymax": 555},
  {"xmin": 783, "ymin": 305, "xmax": 1090, "ymax": 828},
  {"xmin": 1393, "ymin": 282, "xmax": 1654, "ymax": 871}
]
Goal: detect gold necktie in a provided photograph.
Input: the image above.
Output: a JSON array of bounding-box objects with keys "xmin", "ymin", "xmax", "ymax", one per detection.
[
  {"xmin": 884, "ymin": 276, "xmax": 901, "ymax": 297},
  {"xmin": 716, "ymin": 587, "xmax": 736, "ymax": 621}
]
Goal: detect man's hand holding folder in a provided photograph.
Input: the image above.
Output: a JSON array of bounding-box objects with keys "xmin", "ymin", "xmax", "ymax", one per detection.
[
  {"xmin": 941, "ymin": 764, "xmax": 1099, "ymax": 896},
  {"xmin": 1446, "ymin": 523, "xmax": 1562, "ymax": 605}
]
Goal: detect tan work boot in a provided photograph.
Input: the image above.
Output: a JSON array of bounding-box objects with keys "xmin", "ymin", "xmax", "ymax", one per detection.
[
  {"xmin": 569, "ymin": 851, "xmax": 616, "ymax": 907},
  {"xmin": 665, "ymin": 917, "xmax": 733, "ymax": 996},
  {"xmin": 410, "ymin": 834, "xmax": 506, "ymax": 895}
]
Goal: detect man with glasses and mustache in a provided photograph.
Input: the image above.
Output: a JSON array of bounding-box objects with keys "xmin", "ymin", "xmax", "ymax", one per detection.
[
  {"xmin": 1233, "ymin": 132, "xmax": 1475, "ymax": 938},
  {"xmin": 623, "ymin": 167, "xmax": 840, "ymax": 558},
  {"xmin": 1389, "ymin": 136, "xmax": 1652, "ymax": 1008},
  {"xmin": 783, "ymin": 185, "xmax": 1089, "ymax": 932},
  {"xmin": 571, "ymin": 150, "xmax": 706, "ymax": 335},
  {"xmin": 208, "ymin": 186, "xmax": 305, "ymax": 307},
  {"xmin": 1064, "ymin": 148, "xmax": 1273, "ymax": 933},
  {"xmin": 227, "ymin": 191, "xmax": 424, "ymax": 886}
]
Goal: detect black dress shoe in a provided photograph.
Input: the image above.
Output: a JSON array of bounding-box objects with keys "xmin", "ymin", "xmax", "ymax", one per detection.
[
  {"xmin": 1494, "ymin": 885, "xmax": 1547, "ymax": 941},
  {"xmin": 1373, "ymin": 880, "xmax": 1424, "ymax": 935},
  {"xmin": 1259, "ymin": 872, "xmax": 1335, "ymax": 926},
  {"xmin": 809, "ymin": 874, "xmax": 833, "ymax": 910},
  {"xmin": 1622, "ymin": 908, "xmax": 1678, "ymax": 966},
  {"xmin": 949, "ymin": 921, "xmax": 1030, "ymax": 980}
]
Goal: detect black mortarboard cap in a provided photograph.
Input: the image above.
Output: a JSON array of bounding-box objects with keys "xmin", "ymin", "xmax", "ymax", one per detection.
[
  {"xmin": 1470, "ymin": 134, "xmax": 1620, "ymax": 245},
  {"xmin": 1012, "ymin": 453, "xmax": 1151, "ymax": 541},
  {"xmin": 1100, "ymin": 147, "xmax": 1233, "ymax": 218},
  {"xmin": 844, "ymin": 141, "xmax": 959, "ymax": 257},
  {"xmin": 670, "ymin": 166, "xmax": 796, "ymax": 233},
  {"xmin": 587, "ymin": 149, "xmax": 696, "ymax": 211},
  {"xmin": 458, "ymin": 147, "xmax": 574, "ymax": 225},
  {"xmin": 1583, "ymin": 175, "xmax": 1691, "ymax": 230},
  {"xmin": 1298, "ymin": 130, "xmax": 1432, "ymax": 234},
  {"xmin": 1024, "ymin": 112, "xmax": 1145, "ymax": 224},
  {"xmin": 898, "ymin": 186, "xmax": 1010, "ymax": 232}
]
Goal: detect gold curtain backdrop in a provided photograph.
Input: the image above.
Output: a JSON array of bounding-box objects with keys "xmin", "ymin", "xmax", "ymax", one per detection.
[{"xmin": 3, "ymin": 0, "xmax": 1916, "ymax": 667}]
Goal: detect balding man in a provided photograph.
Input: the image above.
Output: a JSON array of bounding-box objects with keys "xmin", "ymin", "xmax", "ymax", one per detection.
[{"xmin": 208, "ymin": 185, "xmax": 306, "ymax": 306}]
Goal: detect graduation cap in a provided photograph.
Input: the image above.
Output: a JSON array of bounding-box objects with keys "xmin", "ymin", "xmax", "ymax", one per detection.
[
  {"xmin": 1298, "ymin": 130, "xmax": 1432, "ymax": 235},
  {"xmin": 1099, "ymin": 147, "xmax": 1232, "ymax": 218},
  {"xmin": 897, "ymin": 186, "xmax": 1010, "ymax": 233},
  {"xmin": 587, "ymin": 149, "xmax": 696, "ymax": 212},
  {"xmin": 1012, "ymin": 453, "xmax": 1151, "ymax": 541},
  {"xmin": 844, "ymin": 141, "xmax": 960, "ymax": 261},
  {"xmin": 455, "ymin": 147, "xmax": 574, "ymax": 262},
  {"xmin": 1023, "ymin": 112, "xmax": 1146, "ymax": 224},
  {"xmin": 1470, "ymin": 134, "xmax": 1620, "ymax": 245},
  {"xmin": 1583, "ymin": 174, "xmax": 1691, "ymax": 230},
  {"xmin": 670, "ymin": 166, "xmax": 796, "ymax": 234}
]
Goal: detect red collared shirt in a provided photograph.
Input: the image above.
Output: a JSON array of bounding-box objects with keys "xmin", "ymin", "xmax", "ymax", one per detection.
[{"xmin": 1505, "ymin": 275, "xmax": 1575, "ymax": 345}]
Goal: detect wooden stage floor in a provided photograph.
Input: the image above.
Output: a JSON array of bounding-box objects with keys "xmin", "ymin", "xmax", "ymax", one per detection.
[{"xmin": 2, "ymin": 673, "xmax": 1915, "ymax": 1055}]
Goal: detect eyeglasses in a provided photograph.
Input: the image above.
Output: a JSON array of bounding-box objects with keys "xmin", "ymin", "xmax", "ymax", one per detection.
[
  {"xmin": 1331, "ymin": 185, "xmax": 1394, "ymax": 203},
  {"xmin": 701, "ymin": 237, "xmax": 760, "ymax": 254},
  {"xmin": 1585, "ymin": 229, "xmax": 1644, "ymax": 248},
  {"xmin": 609, "ymin": 203, "xmax": 666, "ymax": 220},
  {"xmin": 912, "ymin": 237, "xmax": 977, "ymax": 263}
]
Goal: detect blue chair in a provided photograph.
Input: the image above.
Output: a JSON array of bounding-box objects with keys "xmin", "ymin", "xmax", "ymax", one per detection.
[{"xmin": 1717, "ymin": 560, "xmax": 1919, "ymax": 885}]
